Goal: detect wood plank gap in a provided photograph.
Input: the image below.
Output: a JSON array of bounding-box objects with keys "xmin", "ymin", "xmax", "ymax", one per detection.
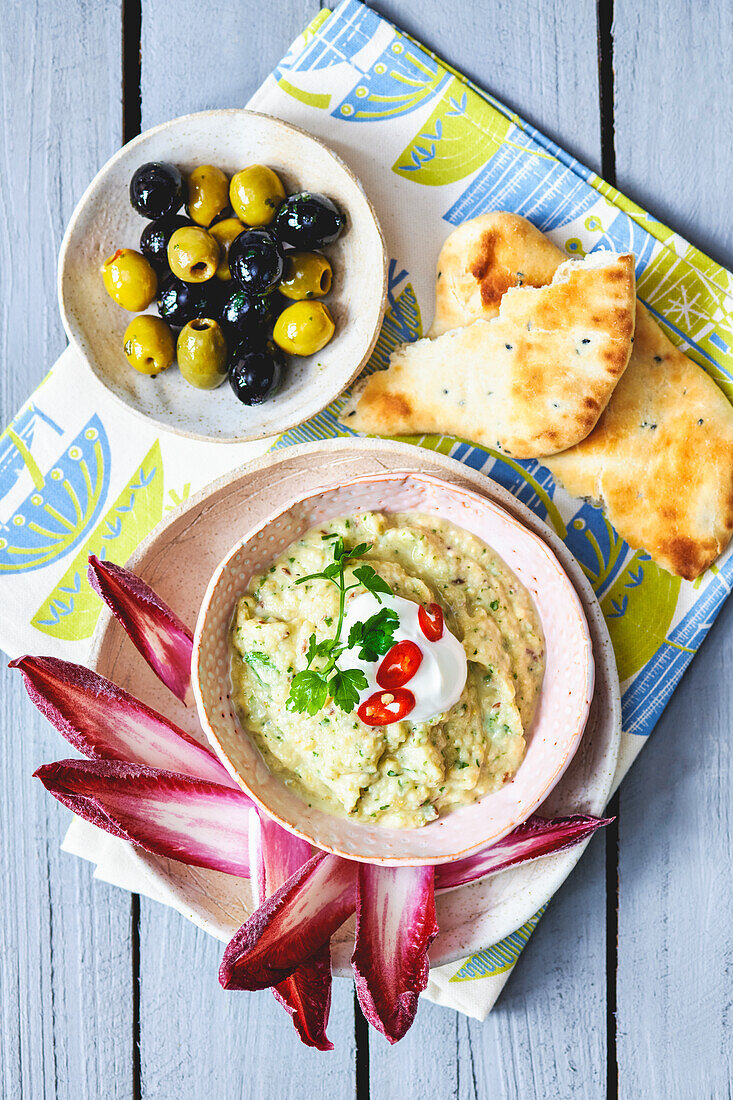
[
  {"xmin": 598, "ymin": 5, "xmax": 620, "ymax": 1096},
  {"xmin": 596, "ymin": 0, "xmax": 616, "ymax": 183},
  {"xmin": 122, "ymin": 0, "xmax": 142, "ymax": 143},
  {"xmin": 46, "ymin": 839, "xmax": 60, "ymax": 1098},
  {"xmin": 131, "ymin": 893, "xmax": 142, "ymax": 1100},
  {"xmin": 122, "ymin": 2, "xmax": 142, "ymax": 1091},
  {"xmin": 354, "ymin": 989, "xmax": 370, "ymax": 1099},
  {"xmin": 604, "ymin": 791, "xmax": 620, "ymax": 1100}
]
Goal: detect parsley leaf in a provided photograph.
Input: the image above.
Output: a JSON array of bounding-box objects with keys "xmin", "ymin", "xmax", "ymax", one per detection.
[
  {"xmin": 305, "ymin": 633, "xmax": 341, "ymax": 667},
  {"xmin": 328, "ymin": 668, "xmax": 368, "ymax": 713},
  {"xmin": 345, "ymin": 541, "xmax": 372, "ymax": 561},
  {"xmin": 286, "ymin": 670, "xmax": 328, "ymax": 716},
  {"xmin": 242, "ymin": 651, "xmax": 278, "ymax": 687},
  {"xmin": 286, "ymin": 535, "xmax": 397, "ymax": 716},
  {"xmin": 296, "ymin": 572, "xmax": 327, "ymax": 586},
  {"xmin": 352, "ymin": 564, "xmax": 393, "ymax": 604},
  {"xmin": 348, "ymin": 607, "xmax": 399, "ymax": 662}
]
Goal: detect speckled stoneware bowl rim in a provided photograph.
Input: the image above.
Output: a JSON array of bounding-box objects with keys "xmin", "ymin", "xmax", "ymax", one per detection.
[
  {"xmin": 192, "ymin": 469, "xmax": 595, "ymax": 865},
  {"xmin": 57, "ymin": 108, "xmax": 388, "ymax": 443}
]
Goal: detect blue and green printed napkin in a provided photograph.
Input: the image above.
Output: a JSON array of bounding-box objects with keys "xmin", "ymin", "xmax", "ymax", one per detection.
[{"xmin": 5, "ymin": 0, "xmax": 733, "ymax": 1018}]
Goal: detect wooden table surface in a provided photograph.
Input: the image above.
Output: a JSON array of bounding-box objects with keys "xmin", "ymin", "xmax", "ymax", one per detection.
[{"xmin": 1, "ymin": 2, "xmax": 731, "ymax": 1097}]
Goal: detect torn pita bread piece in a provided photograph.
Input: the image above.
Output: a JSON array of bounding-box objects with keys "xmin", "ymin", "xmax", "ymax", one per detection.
[
  {"xmin": 546, "ymin": 305, "xmax": 733, "ymax": 580},
  {"xmin": 430, "ymin": 211, "xmax": 565, "ymax": 336},
  {"xmin": 341, "ymin": 250, "xmax": 636, "ymax": 458},
  {"xmin": 422, "ymin": 210, "xmax": 733, "ymax": 579}
]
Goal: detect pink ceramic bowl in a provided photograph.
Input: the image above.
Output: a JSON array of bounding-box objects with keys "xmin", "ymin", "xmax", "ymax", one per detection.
[{"xmin": 193, "ymin": 471, "xmax": 594, "ymax": 865}]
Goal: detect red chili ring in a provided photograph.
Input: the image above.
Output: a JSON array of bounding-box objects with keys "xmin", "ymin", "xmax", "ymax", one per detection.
[
  {"xmin": 358, "ymin": 688, "xmax": 415, "ymax": 726},
  {"xmin": 418, "ymin": 602, "xmax": 444, "ymax": 641},
  {"xmin": 376, "ymin": 640, "xmax": 423, "ymax": 689}
]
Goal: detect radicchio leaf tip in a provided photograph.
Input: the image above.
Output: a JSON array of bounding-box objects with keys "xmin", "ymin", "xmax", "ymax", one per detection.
[
  {"xmin": 12, "ymin": 654, "xmax": 235, "ymax": 787},
  {"xmin": 250, "ymin": 810, "xmax": 334, "ymax": 1050},
  {"xmin": 87, "ymin": 555, "xmax": 194, "ymax": 704}
]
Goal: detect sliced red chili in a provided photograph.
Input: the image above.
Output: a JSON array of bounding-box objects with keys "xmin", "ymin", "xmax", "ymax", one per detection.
[
  {"xmin": 376, "ymin": 640, "xmax": 423, "ymax": 689},
  {"xmin": 418, "ymin": 602, "xmax": 444, "ymax": 642},
  {"xmin": 358, "ymin": 688, "xmax": 415, "ymax": 726}
]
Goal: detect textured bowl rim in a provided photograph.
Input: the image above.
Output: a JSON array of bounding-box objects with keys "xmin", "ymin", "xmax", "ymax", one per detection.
[
  {"xmin": 57, "ymin": 107, "xmax": 388, "ymax": 444},
  {"xmin": 192, "ymin": 468, "xmax": 595, "ymax": 865}
]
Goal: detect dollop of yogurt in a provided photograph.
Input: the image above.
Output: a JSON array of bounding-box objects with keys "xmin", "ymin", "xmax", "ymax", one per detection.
[{"xmin": 342, "ymin": 591, "xmax": 467, "ymax": 722}]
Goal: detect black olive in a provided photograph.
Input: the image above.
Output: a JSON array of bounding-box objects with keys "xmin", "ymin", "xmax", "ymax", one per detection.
[
  {"xmin": 228, "ymin": 342, "xmax": 284, "ymax": 405},
  {"xmin": 228, "ymin": 229, "xmax": 284, "ymax": 295},
  {"xmin": 267, "ymin": 290, "xmax": 291, "ymax": 320},
  {"xmin": 140, "ymin": 214, "xmax": 192, "ymax": 273},
  {"xmin": 210, "ymin": 205, "xmax": 236, "ymax": 226},
  {"xmin": 156, "ymin": 275, "xmax": 213, "ymax": 329},
  {"xmin": 217, "ymin": 286, "xmax": 271, "ymax": 343},
  {"xmin": 274, "ymin": 192, "xmax": 344, "ymax": 250},
  {"xmin": 130, "ymin": 162, "xmax": 185, "ymax": 219}
]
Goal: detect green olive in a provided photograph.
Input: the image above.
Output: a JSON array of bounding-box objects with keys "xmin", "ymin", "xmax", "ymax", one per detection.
[
  {"xmin": 167, "ymin": 226, "xmax": 220, "ymax": 282},
  {"xmin": 123, "ymin": 315, "xmax": 175, "ymax": 375},
  {"xmin": 272, "ymin": 301, "xmax": 335, "ymax": 356},
  {"xmin": 279, "ymin": 251, "xmax": 332, "ymax": 300},
  {"xmin": 229, "ymin": 165, "xmax": 286, "ymax": 227},
  {"xmin": 186, "ymin": 165, "xmax": 229, "ymax": 227},
  {"xmin": 101, "ymin": 248, "xmax": 157, "ymax": 311},
  {"xmin": 176, "ymin": 318, "xmax": 228, "ymax": 389},
  {"xmin": 209, "ymin": 217, "xmax": 245, "ymax": 281}
]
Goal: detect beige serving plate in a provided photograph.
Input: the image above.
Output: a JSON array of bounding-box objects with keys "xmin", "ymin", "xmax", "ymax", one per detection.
[{"xmin": 88, "ymin": 438, "xmax": 621, "ymax": 971}]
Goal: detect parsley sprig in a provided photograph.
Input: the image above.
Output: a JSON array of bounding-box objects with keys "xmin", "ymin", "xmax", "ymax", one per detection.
[{"xmin": 286, "ymin": 534, "xmax": 397, "ymax": 715}]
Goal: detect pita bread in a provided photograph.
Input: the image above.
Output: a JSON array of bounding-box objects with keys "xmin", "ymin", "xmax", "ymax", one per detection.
[
  {"xmin": 423, "ymin": 211, "xmax": 733, "ymax": 579},
  {"xmin": 430, "ymin": 212, "xmax": 565, "ymax": 336},
  {"xmin": 341, "ymin": 250, "xmax": 636, "ymax": 458},
  {"xmin": 547, "ymin": 305, "xmax": 733, "ymax": 579}
]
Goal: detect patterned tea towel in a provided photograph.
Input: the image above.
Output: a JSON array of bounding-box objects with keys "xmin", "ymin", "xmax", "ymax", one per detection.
[{"xmin": 4, "ymin": 0, "xmax": 733, "ymax": 1020}]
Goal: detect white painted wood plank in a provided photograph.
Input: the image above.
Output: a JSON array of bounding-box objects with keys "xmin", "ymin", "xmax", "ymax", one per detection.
[
  {"xmin": 139, "ymin": 0, "xmax": 318, "ymax": 130},
  {"xmin": 364, "ymin": 2, "xmax": 609, "ymax": 1093},
  {"xmin": 614, "ymin": 4, "xmax": 733, "ymax": 1094},
  {"xmin": 369, "ymin": 836, "xmax": 608, "ymax": 1100},
  {"xmin": 1, "ymin": 685, "xmax": 134, "ymax": 1100},
  {"xmin": 136, "ymin": 4, "xmax": 358, "ymax": 1093},
  {"xmin": 613, "ymin": 0, "xmax": 733, "ymax": 269},
  {"xmin": 615, "ymin": 598, "xmax": 733, "ymax": 1099},
  {"xmin": 465, "ymin": 835, "xmax": 607, "ymax": 1100},
  {"xmin": 138, "ymin": 900, "xmax": 356, "ymax": 1100},
  {"xmin": 367, "ymin": 0, "xmax": 603, "ymax": 172},
  {"xmin": 0, "ymin": 1, "xmax": 134, "ymax": 1097}
]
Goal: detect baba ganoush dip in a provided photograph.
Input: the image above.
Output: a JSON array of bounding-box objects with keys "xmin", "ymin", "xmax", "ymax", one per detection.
[{"xmin": 230, "ymin": 511, "xmax": 545, "ymax": 829}]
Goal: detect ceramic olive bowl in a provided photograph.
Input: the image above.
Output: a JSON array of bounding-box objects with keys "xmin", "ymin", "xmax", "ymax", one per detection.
[
  {"xmin": 58, "ymin": 109, "xmax": 387, "ymax": 443},
  {"xmin": 193, "ymin": 470, "xmax": 595, "ymax": 865}
]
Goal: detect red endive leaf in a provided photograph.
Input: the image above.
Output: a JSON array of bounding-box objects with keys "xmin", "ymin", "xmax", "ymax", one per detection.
[
  {"xmin": 35, "ymin": 759, "xmax": 251, "ymax": 877},
  {"xmin": 249, "ymin": 810, "xmax": 312, "ymax": 897},
  {"xmin": 88, "ymin": 555, "xmax": 193, "ymax": 704},
  {"xmin": 12, "ymin": 655, "xmax": 234, "ymax": 787},
  {"xmin": 271, "ymin": 951, "xmax": 335, "ymax": 1050},
  {"xmin": 220, "ymin": 851, "xmax": 356, "ymax": 992},
  {"xmin": 436, "ymin": 814, "xmax": 613, "ymax": 892},
  {"xmin": 352, "ymin": 864, "xmax": 438, "ymax": 1044},
  {"xmin": 250, "ymin": 812, "xmax": 334, "ymax": 1051}
]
